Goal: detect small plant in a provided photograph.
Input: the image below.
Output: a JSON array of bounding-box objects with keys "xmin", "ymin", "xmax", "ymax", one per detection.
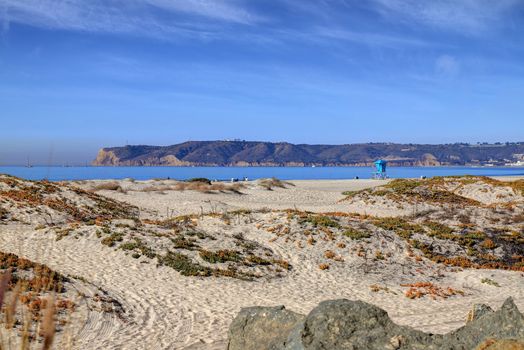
[
  {"xmin": 373, "ymin": 217, "xmax": 423, "ymax": 240},
  {"xmin": 318, "ymin": 263, "xmax": 329, "ymax": 270},
  {"xmin": 120, "ymin": 238, "xmax": 156, "ymax": 258},
  {"xmin": 481, "ymin": 278, "xmax": 500, "ymax": 287},
  {"xmin": 101, "ymin": 232, "xmax": 124, "ymax": 247},
  {"xmin": 303, "ymin": 215, "xmax": 340, "ymax": 228},
  {"xmin": 370, "ymin": 284, "xmax": 397, "ymax": 294},
  {"xmin": 258, "ymin": 178, "xmax": 295, "ymax": 191},
  {"xmin": 199, "ymin": 249, "xmax": 241, "ymax": 263},
  {"xmin": 481, "ymin": 239, "xmax": 497, "ymax": 250},
  {"xmin": 246, "ymin": 255, "xmax": 272, "ymax": 265},
  {"xmin": 187, "ymin": 178, "xmax": 212, "ymax": 185},
  {"xmin": 343, "ymin": 228, "xmax": 370, "ymax": 240},
  {"xmin": 90, "ymin": 181, "xmax": 123, "ymax": 192},
  {"xmin": 401, "ymin": 282, "xmax": 464, "ymax": 300},
  {"xmin": 375, "ymin": 251, "xmax": 385, "ymax": 260},
  {"xmin": 171, "ymin": 236, "xmax": 199, "ymax": 250},
  {"xmin": 324, "ymin": 250, "xmax": 336, "ymax": 259},
  {"xmin": 424, "ymin": 221, "xmax": 454, "ymax": 238},
  {"xmin": 158, "ymin": 251, "xmax": 212, "ymax": 277}
]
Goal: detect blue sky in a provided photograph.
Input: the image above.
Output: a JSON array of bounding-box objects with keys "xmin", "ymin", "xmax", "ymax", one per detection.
[{"xmin": 1, "ymin": 0, "xmax": 524, "ymax": 165}]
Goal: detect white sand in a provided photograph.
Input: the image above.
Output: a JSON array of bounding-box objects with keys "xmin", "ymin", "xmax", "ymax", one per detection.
[
  {"xmin": 84, "ymin": 179, "xmax": 391, "ymax": 218},
  {"xmin": 1, "ymin": 177, "xmax": 523, "ymax": 349}
]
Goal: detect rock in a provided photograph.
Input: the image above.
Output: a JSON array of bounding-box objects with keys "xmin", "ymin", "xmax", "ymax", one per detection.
[
  {"xmin": 444, "ymin": 297, "xmax": 524, "ymax": 349},
  {"xmin": 466, "ymin": 303, "xmax": 495, "ymax": 323},
  {"xmin": 227, "ymin": 305, "xmax": 304, "ymax": 350},
  {"xmin": 227, "ymin": 297, "xmax": 524, "ymax": 350},
  {"xmin": 282, "ymin": 299, "xmax": 437, "ymax": 350}
]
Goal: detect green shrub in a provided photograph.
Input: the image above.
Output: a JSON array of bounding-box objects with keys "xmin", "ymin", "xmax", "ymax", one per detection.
[
  {"xmin": 481, "ymin": 278, "xmax": 500, "ymax": 287},
  {"xmin": 373, "ymin": 217, "xmax": 423, "ymax": 239},
  {"xmin": 199, "ymin": 249, "xmax": 241, "ymax": 263},
  {"xmin": 101, "ymin": 232, "xmax": 124, "ymax": 247},
  {"xmin": 158, "ymin": 251, "xmax": 212, "ymax": 276},
  {"xmin": 343, "ymin": 228, "xmax": 371, "ymax": 240},
  {"xmin": 303, "ymin": 215, "xmax": 340, "ymax": 228},
  {"xmin": 172, "ymin": 236, "xmax": 199, "ymax": 250}
]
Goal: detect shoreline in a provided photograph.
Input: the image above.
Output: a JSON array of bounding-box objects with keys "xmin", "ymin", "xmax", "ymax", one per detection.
[{"xmin": 2, "ymin": 164, "xmax": 524, "ymax": 168}]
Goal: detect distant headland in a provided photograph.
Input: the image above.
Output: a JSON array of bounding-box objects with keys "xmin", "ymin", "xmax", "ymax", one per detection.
[{"xmin": 92, "ymin": 141, "xmax": 524, "ymax": 167}]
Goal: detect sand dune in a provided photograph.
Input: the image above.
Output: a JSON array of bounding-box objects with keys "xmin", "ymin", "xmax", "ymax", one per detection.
[{"xmin": 0, "ymin": 175, "xmax": 523, "ymax": 349}]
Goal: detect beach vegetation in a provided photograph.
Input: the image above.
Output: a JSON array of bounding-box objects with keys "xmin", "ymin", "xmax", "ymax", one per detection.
[
  {"xmin": 120, "ymin": 238, "xmax": 156, "ymax": 259},
  {"xmin": 303, "ymin": 214, "xmax": 340, "ymax": 228},
  {"xmin": 481, "ymin": 278, "xmax": 500, "ymax": 287},
  {"xmin": 401, "ymin": 282, "xmax": 464, "ymax": 299},
  {"xmin": 318, "ymin": 263, "xmax": 329, "ymax": 270},
  {"xmin": 343, "ymin": 228, "xmax": 371, "ymax": 240},
  {"xmin": 158, "ymin": 251, "xmax": 212, "ymax": 277},
  {"xmin": 172, "ymin": 236, "xmax": 199, "ymax": 250},
  {"xmin": 101, "ymin": 232, "xmax": 124, "ymax": 247},
  {"xmin": 324, "ymin": 250, "xmax": 336, "ymax": 259},
  {"xmin": 372, "ymin": 217, "xmax": 423, "ymax": 239},
  {"xmin": 199, "ymin": 249, "xmax": 241, "ymax": 263},
  {"xmin": 187, "ymin": 178, "xmax": 212, "ymax": 185},
  {"xmin": 258, "ymin": 177, "xmax": 295, "ymax": 191}
]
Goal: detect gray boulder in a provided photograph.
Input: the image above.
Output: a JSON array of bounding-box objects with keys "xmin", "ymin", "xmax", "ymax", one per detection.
[
  {"xmin": 466, "ymin": 303, "xmax": 494, "ymax": 323},
  {"xmin": 227, "ymin": 305, "xmax": 304, "ymax": 350},
  {"xmin": 227, "ymin": 298, "xmax": 524, "ymax": 350},
  {"xmin": 283, "ymin": 299, "xmax": 437, "ymax": 350},
  {"xmin": 442, "ymin": 297, "xmax": 524, "ymax": 349}
]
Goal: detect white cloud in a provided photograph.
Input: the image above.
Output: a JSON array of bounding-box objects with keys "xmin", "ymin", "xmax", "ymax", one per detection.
[
  {"xmin": 435, "ymin": 55, "xmax": 459, "ymax": 76},
  {"xmin": 143, "ymin": 0, "xmax": 260, "ymax": 24},
  {"xmin": 0, "ymin": 0, "xmax": 261, "ymax": 39},
  {"xmin": 371, "ymin": 0, "xmax": 520, "ymax": 33},
  {"xmin": 315, "ymin": 27, "xmax": 429, "ymax": 48}
]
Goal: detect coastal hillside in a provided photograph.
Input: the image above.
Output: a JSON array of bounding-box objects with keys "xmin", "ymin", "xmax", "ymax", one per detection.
[{"xmin": 92, "ymin": 141, "xmax": 524, "ymax": 166}]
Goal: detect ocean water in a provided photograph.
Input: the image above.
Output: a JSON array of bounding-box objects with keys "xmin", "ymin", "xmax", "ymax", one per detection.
[{"xmin": 1, "ymin": 166, "xmax": 523, "ymax": 182}]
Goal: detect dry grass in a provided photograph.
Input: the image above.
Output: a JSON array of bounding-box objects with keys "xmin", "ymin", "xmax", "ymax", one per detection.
[
  {"xmin": 401, "ymin": 282, "xmax": 464, "ymax": 300},
  {"xmin": 0, "ymin": 251, "xmax": 77, "ymax": 349},
  {"xmin": 324, "ymin": 250, "xmax": 336, "ymax": 259},
  {"xmin": 258, "ymin": 178, "xmax": 295, "ymax": 191},
  {"xmin": 173, "ymin": 182, "xmax": 244, "ymax": 194},
  {"xmin": 318, "ymin": 263, "xmax": 329, "ymax": 270},
  {"xmin": 0, "ymin": 176, "xmax": 138, "ymax": 223},
  {"xmin": 89, "ymin": 182, "xmax": 125, "ymax": 193}
]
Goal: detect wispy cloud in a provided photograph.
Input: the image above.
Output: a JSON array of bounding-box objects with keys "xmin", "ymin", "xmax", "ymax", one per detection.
[
  {"xmin": 314, "ymin": 27, "xmax": 430, "ymax": 48},
  {"xmin": 143, "ymin": 0, "xmax": 260, "ymax": 24},
  {"xmin": 435, "ymin": 54, "xmax": 459, "ymax": 77},
  {"xmin": 0, "ymin": 0, "xmax": 261, "ymax": 39},
  {"xmin": 371, "ymin": 0, "xmax": 520, "ymax": 33}
]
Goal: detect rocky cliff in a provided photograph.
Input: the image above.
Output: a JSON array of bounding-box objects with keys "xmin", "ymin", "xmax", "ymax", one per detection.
[{"xmin": 91, "ymin": 141, "xmax": 524, "ymax": 166}]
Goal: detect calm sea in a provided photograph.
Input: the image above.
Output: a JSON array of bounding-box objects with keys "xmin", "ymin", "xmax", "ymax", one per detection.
[{"xmin": 1, "ymin": 166, "xmax": 523, "ymax": 182}]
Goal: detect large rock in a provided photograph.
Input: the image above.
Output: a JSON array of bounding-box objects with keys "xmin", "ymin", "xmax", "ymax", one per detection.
[
  {"xmin": 466, "ymin": 303, "xmax": 494, "ymax": 323},
  {"xmin": 227, "ymin": 298, "xmax": 524, "ymax": 350},
  {"xmin": 283, "ymin": 299, "xmax": 437, "ymax": 350},
  {"xmin": 443, "ymin": 298, "xmax": 524, "ymax": 348},
  {"xmin": 227, "ymin": 305, "xmax": 304, "ymax": 350}
]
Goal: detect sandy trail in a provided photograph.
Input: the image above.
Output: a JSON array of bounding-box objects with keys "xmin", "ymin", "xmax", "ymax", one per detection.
[
  {"xmin": 1, "ymin": 226, "xmax": 523, "ymax": 349},
  {"xmin": 92, "ymin": 179, "xmax": 390, "ymax": 218}
]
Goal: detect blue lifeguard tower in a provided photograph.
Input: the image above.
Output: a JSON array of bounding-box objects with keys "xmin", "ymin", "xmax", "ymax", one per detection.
[{"xmin": 372, "ymin": 159, "xmax": 388, "ymax": 179}]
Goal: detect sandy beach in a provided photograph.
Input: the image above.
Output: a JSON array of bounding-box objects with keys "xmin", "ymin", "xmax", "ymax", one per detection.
[{"xmin": 0, "ymin": 176, "xmax": 523, "ymax": 349}]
